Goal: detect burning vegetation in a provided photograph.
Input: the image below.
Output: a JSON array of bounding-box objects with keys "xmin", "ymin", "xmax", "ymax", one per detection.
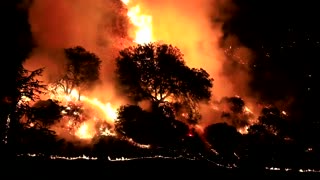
[
  {"xmin": 4, "ymin": 0, "xmax": 318, "ymax": 170},
  {"xmin": 13, "ymin": 0, "xmax": 277, "ymax": 149}
]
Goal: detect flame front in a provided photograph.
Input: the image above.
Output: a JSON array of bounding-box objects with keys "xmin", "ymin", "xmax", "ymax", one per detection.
[
  {"xmin": 82, "ymin": 98, "xmax": 118, "ymax": 124},
  {"xmin": 48, "ymin": 84, "xmax": 118, "ymax": 140}
]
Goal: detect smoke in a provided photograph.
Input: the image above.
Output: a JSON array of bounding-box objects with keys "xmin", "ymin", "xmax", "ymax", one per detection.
[
  {"xmin": 199, "ymin": 96, "xmax": 256, "ymax": 129},
  {"xmin": 24, "ymin": 0, "xmax": 130, "ymax": 100},
  {"xmin": 22, "ymin": 0, "xmax": 131, "ymax": 142},
  {"xmin": 221, "ymin": 35, "xmax": 255, "ymax": 98}
]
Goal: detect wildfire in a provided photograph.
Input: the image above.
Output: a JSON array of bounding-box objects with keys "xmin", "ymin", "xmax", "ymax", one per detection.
[
  {"xmin": 48, "ymin": 84, "xmax": 118, "ymax": 140},
  {"xmin": 38, "ymin": 0, "xmax": 156, "ymax": 141},
  {"xmin": 82, "ymin": 98, "xmax": 118, "ymax": 124},
  {"xmin": 238, "ymin": 126, "xmax": 249, "ymax": 134},
  {"xmin": 75, "ymin": 122, "xmax": 95, "ymax": 139},
  {"xmin": 122, "ymin": 0, "xmax": 153, "ymax": 44}
]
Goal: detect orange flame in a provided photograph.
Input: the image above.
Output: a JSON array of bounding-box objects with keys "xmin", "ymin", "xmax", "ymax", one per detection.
[
  {"xmin": 122, "ymin": 0, "xmax": 153, "ymax": 44},
  {"xmin": 75, "ymin": 122, "xmax": 95, "ymax": 139},
  {"xmin": 48, "ymin": 84, "xmax": 118, "ymax": 140}
]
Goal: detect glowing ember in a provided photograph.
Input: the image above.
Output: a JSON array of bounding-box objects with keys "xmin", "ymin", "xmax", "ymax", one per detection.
[{"xmin": 281, "ymin": 110, "xmax": 287, "ymax": 116}]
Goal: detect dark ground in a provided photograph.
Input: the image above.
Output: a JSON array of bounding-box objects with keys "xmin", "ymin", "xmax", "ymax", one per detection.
[{"xmin": 2, "ymin": 158, "xmax": 320, "ymax": 178}]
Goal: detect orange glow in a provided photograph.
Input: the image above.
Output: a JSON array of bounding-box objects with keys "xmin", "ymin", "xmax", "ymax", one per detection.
[
  {"xmin": 82, "ymin": 98, "xmax": 118, "ymax": 124},
  {"xmin": 238, "ymin": 125, "xmax": 249, "ymax": 134},
  {"xmin": 25, "ymin": 0, "xmax": 261, "ymax": 142},
  {"xmin": 75, "ymin": 122, "xmax": 95, "ymax": 139},
  {"xmin": 119, "ymin": 0, "xmax": 237, "ymax": 99},
  {"xmin": 36, "ymin": 0, "xmax": 157, "ymax": 140}
]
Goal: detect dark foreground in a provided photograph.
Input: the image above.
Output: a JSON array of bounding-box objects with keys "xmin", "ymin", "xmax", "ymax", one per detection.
[{"xmin": 2, "ymin": 158, "xmax": 320, "ymax": 178}]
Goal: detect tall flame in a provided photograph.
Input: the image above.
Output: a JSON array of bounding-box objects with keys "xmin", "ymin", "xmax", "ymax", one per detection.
[{"xmin": 122, "ymin": 0, "xmax": 153, "ymax": 44}]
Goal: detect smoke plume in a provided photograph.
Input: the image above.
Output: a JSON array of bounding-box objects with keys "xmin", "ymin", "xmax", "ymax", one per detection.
[{"xmin": 24, "ymin": 0, "xmax": 130, "ymax": 102}]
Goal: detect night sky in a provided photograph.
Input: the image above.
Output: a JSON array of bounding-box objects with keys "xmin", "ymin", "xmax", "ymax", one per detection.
[{"xmin": 221, "ymin": 0, "xmax": 317, "ymax": 122}]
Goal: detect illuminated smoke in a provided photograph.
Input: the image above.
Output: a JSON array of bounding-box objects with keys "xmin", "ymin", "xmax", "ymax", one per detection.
[
  {"xmin": 25, "ymin": 0, "xmax": 130, "ymax": 91},
  {"xmin": 135, "ymin": 0, "xmax": 231, "ymax": 98},
  {"xmin": 123, "ymin": 0, "xmax": 254, "ymax": 99},
  {"xmin": 198, "ymin": 96, "xmax": 257, "ymax": 134},
  {"xmin": 23, "ymin": 0, "xmax": 131, "ymax": 142}
]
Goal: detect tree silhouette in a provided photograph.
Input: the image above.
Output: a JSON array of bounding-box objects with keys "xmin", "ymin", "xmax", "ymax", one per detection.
[
  {"xmin": 204, "ymin": 122, "xmax": 242, "ymax": 164},
  {"xmin": 249, "ymin": 106, "xmax": 288, "ymax": 136},
  {"xmin": 1, "ymin": 0, "xmax": 35, "ymax": 150},
  {"xmin": 219, "ymin": 96, "xmax": 253, "ymax": 129},
  {"xmin": 6, "ymin": 66, "xmax": 47, "ymax": 152},
  {"xmin": 242, "ymin": 106, "xmax": 290, "ymax": 169},
  {"xmin": 18, "ymin": 125, "xmax": 59, "ymax": 155},
  {"xmin": 220, "ymin": 96, "xmax": 245, "ymax": 113},
  {"xmin": 115, "ymin": 104, "xmax": 189, "ymax": 146},
  {"xmin": 27, "ymin": 99, "xmax": 63, "ymax": 127},
  {"xmin": 55, "ymin": 46, "xmax": 101, "ymax": 100},
  {"xmin": 115, "ymin": 42, "xmax": 213, "ymax": 122},
  {"xmin": 15, "ymin": 67, "xmax": 47, "ymax": 118}
]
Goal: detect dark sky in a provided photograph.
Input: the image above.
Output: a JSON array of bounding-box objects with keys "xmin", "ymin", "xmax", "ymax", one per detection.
[{"xmin": 221, "ymin": 1, "xmax": 318, "ymax": 122}]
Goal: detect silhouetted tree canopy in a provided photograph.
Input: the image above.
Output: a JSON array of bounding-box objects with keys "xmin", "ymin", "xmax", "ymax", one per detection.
[
  {"xmin": 248, "ymin": 106, "xmax": 288, "ymax": 137},
  {"xmin": 220, "ymin": 96, "xmax": 245, "ymax": 113},
  {"xmin": 204, "ymin": 122, "xmax": 242, "ymax": 163},
  {"xmin": 115, "ymin": 43, "xmax": 213, "ymax": 122},
  {"xmin": 115, "ymin": 105, "xmax": 189, "ymax": 146},
  {"xmin": 243, "ymin": 106, "xmax": 291, "ymax": 170},
  {"xmin": 27, "ymin": 99, "xmax": 63, "ymax": 127},
  {"xmin": 15, "ymin": 67, "xmax": 47, "ymax": 120},
  {"xmin": 1, "ymin": 0, "xmax": 35, "ymax": 146},
  {"xmin": 55, "ymin": 46, "xmax": 101, "ymax": 100},
  {"xmin": 214, "ymin": 96, "xmax": 253, "ymax": 128},
  {"xmin": 18, "ymin": 126, "xmax": 58, "ymax": 155},
  {"xmin": 7, "ymin": 66, "xmax": 46, "ymax": 150}
]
